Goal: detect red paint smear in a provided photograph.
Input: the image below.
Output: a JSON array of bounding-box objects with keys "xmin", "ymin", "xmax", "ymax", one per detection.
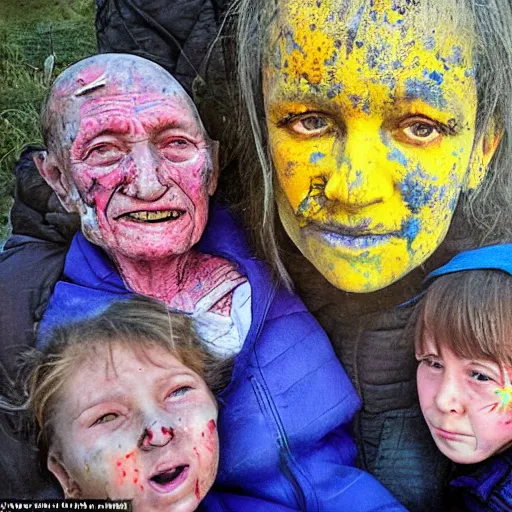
[
  {"xmin": 207, "ymin": 419, "xmax": 216, "ymax": 434},
  {"xmin": 125, "ymin": 451, "xmax": 135, "ymax": 459},
  {"xmin": 133, "ymin": 477, "xmax": 138, "ymax": 484},
  {"xmin": 140, "ymin": 485, "xmax": 144, "ymax": 491},
  {"xmin": 162, "ymin": 426, "xmax": 174, "ymax": 437},
  {"xmin": 122, "ymin": 470, "xmax": 127, "ymax": 478},
  {"xmin": 195, "ymin": 480, "xmax": 200, "ymax": 500},
  {"xmin": 193, "ymin": 447, "xmax": 200, "ymax": 458},
  {"xmin": 116, "ymin": 461, "xmax": 122, "ymax": 467}
]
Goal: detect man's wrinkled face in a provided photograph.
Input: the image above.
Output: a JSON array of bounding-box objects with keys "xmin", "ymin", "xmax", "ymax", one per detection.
[
  {"xmin": 46, "ymin": 58, "xmax": 217, "ymax": 262},
  {"xmin": 263, "ymin": 0, "xmax": 488, "ymax": 292},
  {"xmin": 50, "ymin": 343, "xmax": 219, "ymax": 511}
]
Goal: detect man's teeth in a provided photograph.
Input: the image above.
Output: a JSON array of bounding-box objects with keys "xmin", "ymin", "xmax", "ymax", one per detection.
[{"xmin": 127, "ymin": 210, "xmax": 182, "ymax": 222}]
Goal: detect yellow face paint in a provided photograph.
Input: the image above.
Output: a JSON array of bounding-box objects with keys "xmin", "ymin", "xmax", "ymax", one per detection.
[{"xmin": 264, "ymin": 0, "xmax": 486, "ymax": 292}]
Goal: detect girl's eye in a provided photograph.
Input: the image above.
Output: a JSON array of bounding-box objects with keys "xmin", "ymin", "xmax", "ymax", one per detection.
[
  {"xmin": 288, "ymin": 115, "xmax": 330, "ymax": 136},
  {"xmin": 92, "ymin": 413, "xmax": 119, "ymax": 425},
  {"xmin": 470, "ymin": 371, "xmax": 492, "ymax": 382},
  {"xmin": 167, "ymin": 386, "xmax": 193, "ymax": 399}
]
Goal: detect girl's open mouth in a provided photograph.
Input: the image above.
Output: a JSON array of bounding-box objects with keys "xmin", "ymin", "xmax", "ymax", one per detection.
[{"xmin": 148, "ymin": 464, "xmax": 189, "ymax": 493}]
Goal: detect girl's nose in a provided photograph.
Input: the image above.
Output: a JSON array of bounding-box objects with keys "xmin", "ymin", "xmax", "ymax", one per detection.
[{"xmin": 139, "ymin": 423, "xmax": 175, "ymax": 450}]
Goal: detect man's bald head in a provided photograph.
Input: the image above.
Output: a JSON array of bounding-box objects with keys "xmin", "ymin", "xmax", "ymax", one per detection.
[{"xmin": 41, "ymin": 53, "xmax": 205, "ymax": 159}]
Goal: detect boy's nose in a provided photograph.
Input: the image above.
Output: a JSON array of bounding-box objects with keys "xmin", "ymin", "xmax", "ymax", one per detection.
[
  {"xmin": 435, "ymin": 375, "xmax": 466, "ymax": 415},
  {"xmin": 139, "ymin": 423, "xmax": 175, "ymax": 450}
]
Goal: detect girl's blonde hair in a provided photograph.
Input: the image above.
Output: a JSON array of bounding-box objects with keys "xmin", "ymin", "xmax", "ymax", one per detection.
[
  {"xmin": 2, "ymin": 296, "xmax": 231, "ymax": 462},
  {"xmin": 415, "ymin": 270, "xmax": 512, "ymax": 366}
]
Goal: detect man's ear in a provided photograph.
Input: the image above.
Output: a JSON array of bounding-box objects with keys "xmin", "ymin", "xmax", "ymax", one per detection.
[
  {"xmin": 48, "ymin": 453, "xmax": 82, "ymax": 499},
  {"xmin": 466, "ymin": 118, "xmax": 503, "ymax": 192},
  {"xmin": 207, "ymin": 140, "xmax": 220, "ymax": 196},
  {"xmin": 33, "ymin": 151, "xmax": 78, "ymax": 213}
]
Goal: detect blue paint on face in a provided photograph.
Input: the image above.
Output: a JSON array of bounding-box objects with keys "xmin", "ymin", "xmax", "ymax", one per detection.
[
  {"xmin": 285, "ymin": 31, "xmax": 305, "ymax": 55},
  {"xmin": 447, "ymin": 46, "xmax": 463, "ymax": 66},
  {"xmin": 366, "ymin": 46, "xmax": 380, "ymax": 69},
  {"xmin": 423, "ymin": 36, "xmax": 436, "ymax": 50},
  {"xmin": 309, "ymin": 152, "xmax": 326, "ymax": 163},
  {"xmin": 427, "ymin": 70, "xmax": 444, "ymax": 85},
  {"xmin": 346, "ymin": 4, "xmax": 366, "ymax": 58},
  {"xmin": 401, "ymin": 217, "xmax": 421, "ymax": 249},
  {"xmin": 348, "ymin": 169, "xmax": 363, "ymax": 193},
  {"xmin": 324, "ymin": 51, "xmax": 338, "ymax": 66},
  {"xmin": 387, "ymin": 148, "xmax": 408, "ymax": 167},
  {"xmin": 404, "ymin": 78, "xmax": 446, "ymax": 109},
  {"xmin": 327, "ymin": 83, "xmax": 342, "ymax": 99},
  {"xmin": 400, "ymin": 166, "xmax": 437, "ymax": 214}
]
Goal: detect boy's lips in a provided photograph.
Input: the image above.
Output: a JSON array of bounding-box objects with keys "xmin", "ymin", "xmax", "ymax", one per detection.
[{"xmin": 148, "ymin": 464, "xmax": 190, "ymax": 494}]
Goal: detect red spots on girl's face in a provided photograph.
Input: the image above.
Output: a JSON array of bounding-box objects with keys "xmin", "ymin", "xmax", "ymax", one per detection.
[
  {"xmin": 202, "ymin": 419, "xmax": 218, "ymax": 453},
  {"xmin": 125, "ymin": 451, "xmax": 135, "ymax": 459},
  {"xmin": 195, "ymin": 480, "xmax": 200, "ymax": 500},
  {"xmin": 161, "ymin": 426, "xmax": 174, "ymax": 437},
  {"xmin": 207, "ymin": 419, "xmax": 216, "ymax": 434}
]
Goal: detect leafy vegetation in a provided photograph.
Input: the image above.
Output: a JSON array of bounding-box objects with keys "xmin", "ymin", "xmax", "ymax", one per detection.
[{"xmin": 0, "ymin": 0, "xmax": 96, "ymax": 239}]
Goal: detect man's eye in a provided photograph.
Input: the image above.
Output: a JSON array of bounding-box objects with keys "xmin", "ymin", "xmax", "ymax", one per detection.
[
  {"xmin": 92, "ymin": 413, "xmax": 119, "ymax": 425},
  {"xmin": 167, "ymin": 386, "xmax": 192, "ymax": 399},
  {"xmin": 288, "ymin": 115, "xmax": 330, "ymax": 136},
  {"xmin": 84, "ymin": 144, "xmax": 124, "ymax": 165},
  {"xmin": 470, "ymin": 371, "xmax": 492, "ymax": 382},
  {"xmin": 401, "ymin": 121, "xmax": 441, "ymax": 145},
  {"xmin": 161, "ymin": 138, "xmax": 197, "ymax": 162}
]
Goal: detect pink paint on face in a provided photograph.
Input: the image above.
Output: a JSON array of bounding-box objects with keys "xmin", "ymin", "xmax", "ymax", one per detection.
[
  {"xmin": 68, "ymin": 90, "xmax": 215, "ymax": 263},
  {"xmin": 417, "ymin": 339, "xmax": 512, "ymax": 464},
  {"xmin": 51, "ymin": 343, "xmax": 219, "ymax": 511}
]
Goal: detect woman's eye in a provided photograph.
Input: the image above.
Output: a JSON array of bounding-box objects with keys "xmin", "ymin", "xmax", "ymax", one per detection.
[
  {"xmin": 288, "ymin": 115, "xmax": 330, "ymax": 136},
  {"xmin": 84, "ymin": 144, "xmax": 124, "ymax": 166},
  {"xmin": 92, "ymin": 413, "xmax": 119, "ymax": 425},
  {"xmin": 401, "ymin": 121, "xmax": 441, "ymax": 145},
  {"xmin": 167, "ymin": 386, "xmax": 193, "ymax": 399}
]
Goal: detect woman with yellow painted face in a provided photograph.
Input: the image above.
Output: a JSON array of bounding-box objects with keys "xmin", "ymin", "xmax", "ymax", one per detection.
[{"xmin": 236, "ymin": 0, "xmax": 512, "ymax": 510}]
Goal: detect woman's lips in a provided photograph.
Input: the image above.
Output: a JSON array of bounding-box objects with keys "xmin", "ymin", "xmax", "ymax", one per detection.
[{"xmin": 148, "ymin": 464, "xmax": 190, "ymax": 494}]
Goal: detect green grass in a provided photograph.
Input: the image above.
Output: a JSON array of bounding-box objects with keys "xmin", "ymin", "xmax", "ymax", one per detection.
[{"xmin": 0, "ymin": 0, "xmax": 96, "ymax": 240}]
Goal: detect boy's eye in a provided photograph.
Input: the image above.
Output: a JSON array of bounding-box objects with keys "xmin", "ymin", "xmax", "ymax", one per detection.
[
  {"xmin": 167, "ymin": 386, "xmax": 192, "ymax": 399},
  {"xmin": 470, "ymin": 371, "xmax": 492, "ymax": 382},
  {"xmin": 284, "ymin": 114, "xmax": 331, "ymax": 136},
  {"xmin": 420, "ymin": 357, "xmax": 443, "ymax": 370},
  {"xmin": 92, "ymin": 413, "xmax": 119, "ymax": 425}
]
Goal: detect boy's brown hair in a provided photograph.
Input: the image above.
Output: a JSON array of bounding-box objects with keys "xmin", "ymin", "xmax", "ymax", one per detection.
[{"xmin": 415, "ymin": 270, "xmax": 512, "ymax": 366}]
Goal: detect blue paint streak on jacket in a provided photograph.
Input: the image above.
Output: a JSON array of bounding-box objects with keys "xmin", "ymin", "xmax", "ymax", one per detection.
[
  {"xmin": 39, "ymin": 203, "xmax": 406, "ymax": 511},
  {"xmin": 450, "ymin": 450, "xmax": 512, "ymax": 511}
]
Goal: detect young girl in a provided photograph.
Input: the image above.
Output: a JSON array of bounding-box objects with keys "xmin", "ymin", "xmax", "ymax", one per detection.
[
  {"xmin": 3, "ymin": 296, "xmax": 226, "ymax": 511},
  {"xmin": 415, "ymin": 245, "xmax": 512, "ymax": 511}
]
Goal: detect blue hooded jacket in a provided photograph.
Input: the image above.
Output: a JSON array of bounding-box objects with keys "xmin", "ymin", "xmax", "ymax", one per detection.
[{"xmin": 39, "ymin": 204, "xmax": 406, "ymax": 511}]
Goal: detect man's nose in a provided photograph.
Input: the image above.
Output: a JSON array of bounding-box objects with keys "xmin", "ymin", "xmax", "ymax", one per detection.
[
  {"xmin": 324, "ymin": 125, "xmax": 395, "ymax": 210},
  {"xmin": 123, "ymin": 143, "xmax": 168, "ymax": 201},
  {"xmin": 139, "ymin": 420, "xmax": 175, "ymax": 451},
  {"xmin": 434, "ymin": 374, "xmax": 466, "ymax": 415}
]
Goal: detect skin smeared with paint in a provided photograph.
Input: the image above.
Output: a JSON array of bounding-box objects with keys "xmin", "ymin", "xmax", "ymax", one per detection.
[
  {"xmin": 34, "ymin": 54, "xmax": 245, "ymax": 313},
  {"xmin": 263, "ymin": 0, "xmax": 498, "ymax": 292},
  {"xmin": 417, "ymin": 340, "xmax": 512, "ymax": 465},
  {"xmin": 47, "ymin": 342, "xmax": 219, "ymax": 511}
]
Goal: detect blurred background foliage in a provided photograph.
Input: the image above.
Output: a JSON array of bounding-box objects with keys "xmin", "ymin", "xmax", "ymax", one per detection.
[{"xmin": 0, "ymin": 0, "xmax": 96, "ymax": 240}]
